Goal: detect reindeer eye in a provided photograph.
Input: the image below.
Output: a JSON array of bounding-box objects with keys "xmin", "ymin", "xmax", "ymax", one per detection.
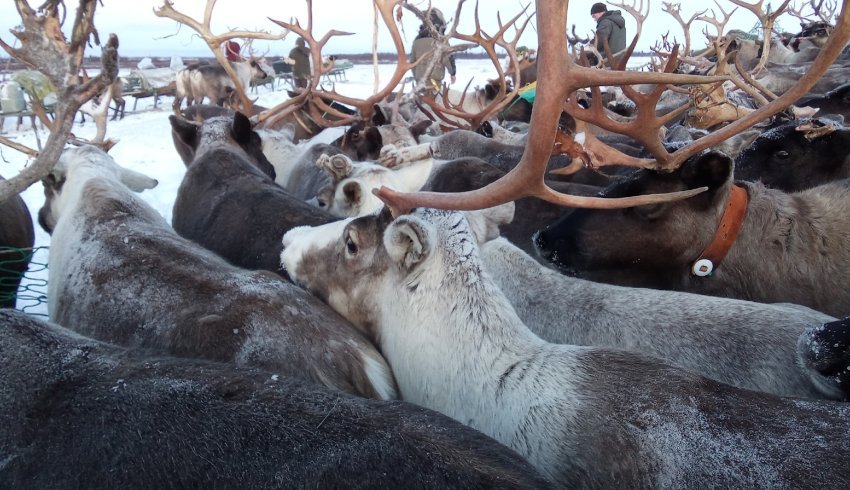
[
  {"xmin": 775, "ymin": 150, "xmax": 790, "ymax": 160},
  {"xmin": 317, "ymin": 198, "xmax": 327, "ymax": 209},
  {"xmin": 345, "ymin": 235, "xmax": 358, "ymax": 255}
]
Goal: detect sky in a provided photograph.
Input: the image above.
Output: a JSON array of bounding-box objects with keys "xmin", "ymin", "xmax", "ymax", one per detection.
[{"xmin": 0, "ymin": 1, "xmax": 815, "ymax": 60}]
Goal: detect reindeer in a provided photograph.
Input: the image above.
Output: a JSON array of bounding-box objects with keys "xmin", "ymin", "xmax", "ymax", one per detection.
[
  {"xmin": 367, "ymin": 0, "xmax": 850, "ymax": 225},
  {"xmin": 0, "ymin": 309, "xmax": 552, "ymax": 488},
  {"xmin": 0, "ymin": 175, "xmax": 34, "ymax": 309},
  {"xmin": 735, "ymin": 117, "xmax": 850, "ymax": 191},
  {"xmin": 535, "ymin": 150, "xmax": 850, "ymax": 317},
  {"xmin": 170, "ymin": 112, "xmax": 334, "ymax": 273},
  {"xmin": 38, "ymin": 145, "xmax": 396, "ymax": 401},
  {"xmin": 479, "ymin": 236, "xmax": 843, "ymax": 400},
  {"xmin": 281, "ymin": 206, "xmax": 850, "ymax": 487},
  {"xmin": 178, "ymin": 58, "xmax": 267, "ymax": 109}
]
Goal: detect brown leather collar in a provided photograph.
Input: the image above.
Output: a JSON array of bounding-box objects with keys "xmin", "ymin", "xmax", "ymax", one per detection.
[{"xmin": 691, "ymin": 184, "xmax": 749, "ymax": 277}]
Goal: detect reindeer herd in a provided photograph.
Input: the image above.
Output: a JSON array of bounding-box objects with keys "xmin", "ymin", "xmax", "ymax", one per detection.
[{"xmin": 4, "ymin": 0, "xmax": 850, "ymax": 487}]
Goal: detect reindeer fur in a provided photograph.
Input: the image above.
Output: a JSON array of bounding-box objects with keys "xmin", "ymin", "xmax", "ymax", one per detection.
[
  {"xmin": 281, "ymin": 207, "xmax": 850, "ymax": 487},
  {"xmin": 481, "ymin": 237, "xmax": 842, "ymax": 400},
  {"xmin": 0, "ymin": 309, "xmax": 550, "ymax": 489},
  {"xmin": 536, "ymin": 151, "xmax": 850, "ymax": 317},
  {"xmin": 39, "ymin": 145, "xmax": 396, "ymax": 400}
]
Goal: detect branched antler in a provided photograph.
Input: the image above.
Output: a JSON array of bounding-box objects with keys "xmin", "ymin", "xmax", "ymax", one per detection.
[
  {"xmin": 603, "ymin": 0, "xmax": 648, "ymax": 69},
  {"xmin": 414, "ymin": 1, "xmax": 530, "ymax": 130},
  {"xmin": 662, "ymin": 2, "xmax": 707, "ymax": 56},
  {"xmin": 0, "ymin": 1, "xmax": 118, "ymax": 204},
  {"xmin": 698, "ymin": 1, "xmax": 739, "ymax": 37},
  {"xmin": 568, "ymin": 24, "xmax": 590, "ymax": 46},
  {"xmin": 374, "ymin": 0, "xmax": 850, "ymax": 213},
  {"xmin": 565, "ymin": 45, "xmax": 694, "ymax": 167},
  {"xmin": 153, "ymin": 0, "xmax": 287, "ymax": 114},
  {"xmin": 258, "ymin": 0, "xmax": 414, "ymax": 128},
  {"xmin": 795, "ymin": 0, "xmax": 839, "ymax": 24},
  {"xmin": 728, "ymin": 0, "xmax": 793, "ymax": 74}
]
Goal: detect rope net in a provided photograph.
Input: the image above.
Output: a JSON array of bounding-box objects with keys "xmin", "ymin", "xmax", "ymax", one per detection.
[{"xmin": 0, "ymin": 246, "xmax": 49, "ymax": 316}]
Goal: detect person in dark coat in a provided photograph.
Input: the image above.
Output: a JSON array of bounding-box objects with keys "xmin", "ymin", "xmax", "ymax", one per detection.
[
  {"xmin": 590, "ymin": 3, "xmax": 626, "ymax": 61},
  {"xmin": 409, "ymin": 8, "xmax": 456, "ymax": 91},
  {"xmin": 289, "ymin": 37, "xmax": 311, "ymax": 89}
]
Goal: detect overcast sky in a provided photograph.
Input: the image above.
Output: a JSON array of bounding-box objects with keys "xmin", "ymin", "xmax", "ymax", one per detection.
[{"xmin": 0, "ymin": 1, "xmax": 814, "ymax": 60}]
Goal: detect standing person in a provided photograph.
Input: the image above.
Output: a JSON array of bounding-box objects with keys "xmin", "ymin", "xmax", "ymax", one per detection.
[
  {"xmin": 289, "ymin": 37, "xmax": 311, "ymax": 89},
  {"xmin": 224, "ymin": 40, "xmax": 242, "ymax": 62},
  {"xmin": 590, "ymin": 3, "xmax": 626, "ymax": 62},
  {"xmin": 409, "ymin": 8, "xmax": 456, "ymax": 91}
]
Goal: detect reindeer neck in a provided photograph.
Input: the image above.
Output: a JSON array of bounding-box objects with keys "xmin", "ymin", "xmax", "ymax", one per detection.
[
  {"xmin": 377, "ymin": 251, "xmax": 551, "ymax": 427},
  {"xmin": 727, "ymin": 182, "xmax": 825, "ymax": 260},
  {"xmin": 702, "ymin": 181, "xmax": 847, "ymax": 301}
]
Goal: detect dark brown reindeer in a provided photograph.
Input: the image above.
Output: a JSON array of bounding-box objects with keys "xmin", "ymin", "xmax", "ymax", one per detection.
[
  {"xmin": 735, "ymin": 117, "xmax": 850, "ymax": 191},
  {"xmin": 170, "ymin": 111, "xmax": 334, "ymax": 273},
  {"xmin": 0, "ymin": 175, "xmax": 34, "ymax": 309},
  {"xmin": 534, "ymin": 150, "xmax": 850, "ymax": 317},
  {"xmin": 0, "ymin": 309, "xmax": 552, "ymax": 489}
]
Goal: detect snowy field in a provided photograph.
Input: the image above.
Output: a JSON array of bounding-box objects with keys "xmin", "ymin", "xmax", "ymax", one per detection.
[{"xmin": 1, "ymin": 58, "xmax": 512, "ymax": 316}]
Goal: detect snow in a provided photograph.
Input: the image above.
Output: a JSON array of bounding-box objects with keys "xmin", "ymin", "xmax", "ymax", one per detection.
[{"xmin": 2, "ymin": 59, "xmax": 504, "ymax": 317}]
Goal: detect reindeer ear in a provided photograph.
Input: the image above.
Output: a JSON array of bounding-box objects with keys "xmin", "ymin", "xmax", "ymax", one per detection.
[
  {"xmin": 714, "ymin": 129, "xmax": 760, "ymax": 159},
  {"xmin": 484, "ymin": 82, "xmax": 498, "ymax": 100},
  {"xmin": 316, "ymin": 153, "xmax": 354, "ymax": 182},
  {"xmin": 384, "ymin": 215, "xmax": 432, "ymax": 269},
  {"xmin": 170, "ymin": 115, "xmax": 200, "ymax": 151},
  {"xmin": 409, "ymin": 119, "xmax": 433, "ymax": 141},
  {"xmin": 232, "ymin": 111, "xmax": 253, "ymax": 144},
  {"xmin": 465, "ymin": 202, "xmax": 515, "ymax": 245},
  {"xmin": 372, "ymin": 105, "xmax": 388, "ymax": 126},
  {"xmin": 478, "ymin": 120, "xmax": 494, "ymax": 138},
  {"xmin": 342, "ymin": 181, "xmax": 362, "ymax": 205},
  {"xmin": 681, "ymin": 151, "xmax": 732, "ymax": 190},
  {"xmin": 118, "ymin": 167, "xmax": 159, "ymax": 192}
]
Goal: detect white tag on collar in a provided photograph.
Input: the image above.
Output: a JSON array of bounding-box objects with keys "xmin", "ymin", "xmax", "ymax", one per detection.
[{"xmin": 692, "ymin": 258, "xmax": 714, "ymax": 277}]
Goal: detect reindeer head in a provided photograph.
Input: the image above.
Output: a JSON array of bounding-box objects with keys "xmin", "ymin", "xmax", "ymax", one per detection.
[{"xmin": 38, "ymin": 146, "xmax": 158, "ymax": 234}]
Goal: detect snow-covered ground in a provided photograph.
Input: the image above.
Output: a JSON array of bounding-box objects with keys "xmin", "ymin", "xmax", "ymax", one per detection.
[{"xmin": 2, "ymin": 58, "xmax": 508, "ymax": 316}]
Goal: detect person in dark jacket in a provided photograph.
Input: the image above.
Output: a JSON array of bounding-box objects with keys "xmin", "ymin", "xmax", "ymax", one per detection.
[
  {"xmin": 289, "ymin": 37, "xmax": 311, "ymax": 89},
  {"xmin": 409, "ymin": 8, "xmax": 456, "ymax": 91},
  {"xmin": 590, "ymin": 3, "xmax": 626, "ymax": 62}
]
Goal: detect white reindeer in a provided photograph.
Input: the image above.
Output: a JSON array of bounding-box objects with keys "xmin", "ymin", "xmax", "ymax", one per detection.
[
  {"xmin": 38, "ymin": 145, "xmax": 397, "ymax": 401},
  {"xmin": 314, "ymin": 153, "xmax": 435, "ymax": 217},
  {"xmin": 281, "ymin": 206, "xmax": 850, "ymax": 487},
  {"xmin": 479, "ymin": 236, "xmax": 842, "ymax": 400}
]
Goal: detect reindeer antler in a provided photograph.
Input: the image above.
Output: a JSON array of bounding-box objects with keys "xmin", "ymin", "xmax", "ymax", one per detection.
[
  {"xmin": 257, "ymin": 0, "xmax": 414, "ymax": 129},
  {"xmin": 698, "ymin": 1, "xmax": 739, "ymax": 37},
  {"xmin": 565, "ymin": 45, "xmax": 693, "ymax": 168},
  {"xmin": 728, "ymin": 0, "xmax": 793, "ymax": 74},
  {"xmin": 662, "ymin": 2, "xmax": 707, "ymax": 56},
  {"xmin": 0, "ymin": 1, "xmax": 118, "ymax": 203},
  {"xmin": 604, "ymin": 0, "xmax": 648, "ymax": 69},
  {"xmin": 414, "ymin": 1, "xmax": 530, "ymax": 130},
  {"xmin": 374, "ymin": 0, "xmax": 850, "ymax": 212},
  {"xmin": 153, "ymin": 0, "xmax": 287, "ymax": 114}
]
